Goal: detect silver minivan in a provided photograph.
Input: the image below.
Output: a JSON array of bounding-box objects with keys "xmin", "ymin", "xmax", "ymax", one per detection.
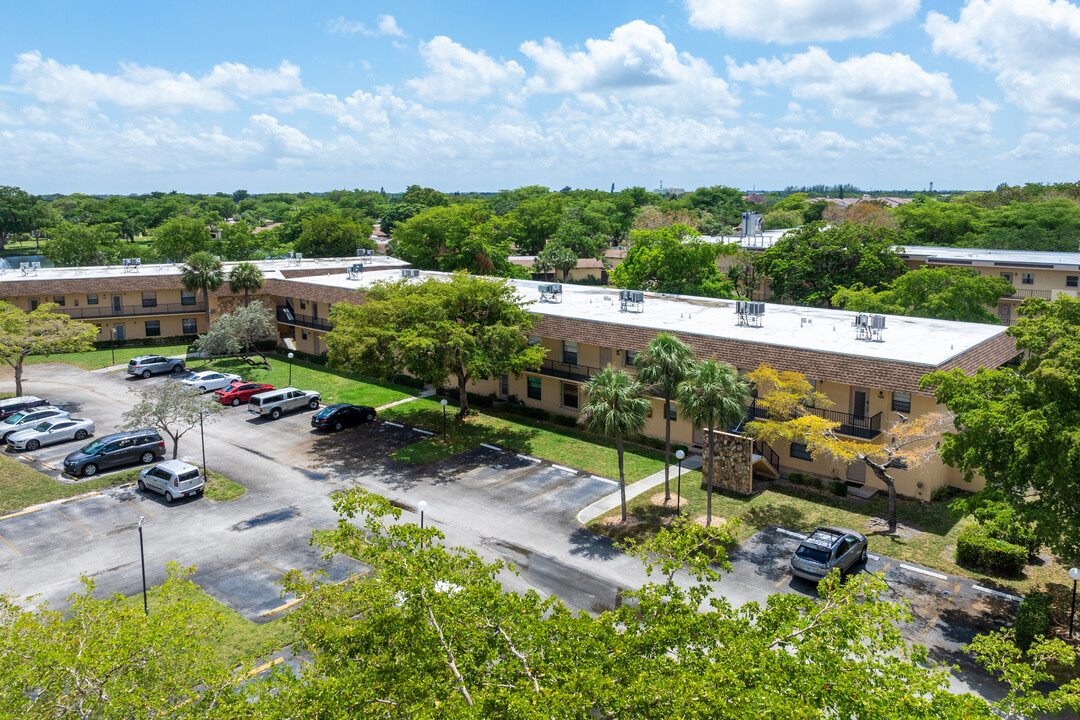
[
  {"xmin": 138, "ymin": 460, "xmax": 204, "ymax": 503},
  {"xmin": 248, "ymin": 387, "xmax": 320, "ymax": 420}
]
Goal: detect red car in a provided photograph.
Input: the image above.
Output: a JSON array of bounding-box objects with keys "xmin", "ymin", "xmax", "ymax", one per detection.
[{"xmin": 214, "ymin": 382, "xmax": 275, "ymax": 406}]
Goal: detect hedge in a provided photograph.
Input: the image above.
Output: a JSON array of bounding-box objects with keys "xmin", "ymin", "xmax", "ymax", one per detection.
[
  {"xmin": 956, "ymin": 523, "xmax": 1027, "ymax": 576},
  {"xmin": 1014, "ymin": 591, "xmax": 1052, "ymax": 651},
  {"xmin": 91, "ymin": 334, "xmax": 197, "ymax": 350}
]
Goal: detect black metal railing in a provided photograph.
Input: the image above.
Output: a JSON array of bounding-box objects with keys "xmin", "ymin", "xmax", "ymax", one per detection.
[
  {"xmin": 745, "ymin": 398, "xmax": 882, "ymax": 439},
  {"xmin": 753, "ymin": 439, "xmax": 780, "ymax": 470},
  {"xmin": 276, "ymin": 306, "xmax": 333, "ymax": 332},
  {"xmin": 537, "ymin": 358, "xmax": 602, "ymax": 383},
  {"xmin": 60, "ymin": 302, "xmax": 206, "ymax": 320}
]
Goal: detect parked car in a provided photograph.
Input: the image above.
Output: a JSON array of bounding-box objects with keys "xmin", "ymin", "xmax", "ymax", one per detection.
[
  {"xmin": 181, "ymin": 371, "xmax": 242, "ymax": 393},
  {"xmin": 789, "ymin": 527, "xmax": 868, "ymax": 582},
  {"xmin": 5, "ymin": 417, "xmax": 95, "ymax": 452},
  {"xmin": 311, "ymin": 403, "xmax": 376, "ymax": 431},
  {"xmin": 63, "ymin": 430, "xmax": 166, "ymax": 478},
  {"xmin": 214, "ymin": 381, "xmax": 275, "ymax": 406},
  {"xmin": 249, "ymin": 387, "xmax": 320, "ymax": 420},
  {"xmin": 0, "ymin": 395, "xmax": 49, "ymax": 421},
  {"xmin": 127, "ymin": 355, "xmax": 185, "ymax": 378},
  {"xmin": 138, "ymin": 460, "xmax": 204, "ymax": 503},
  {"xmin": 1, "ymin": 407, "xmax": 70, "ymax": 442}
]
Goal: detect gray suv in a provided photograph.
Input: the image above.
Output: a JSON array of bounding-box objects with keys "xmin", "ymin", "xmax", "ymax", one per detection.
[
  {"xmin": 128, "ymin": 355, "xmax": 186, "ymax": 378},
  {"xmin": 248, "ymin": 387, "xmax": 320, "ymax": 420},
  {"xmin": 789, "ymin": 527, "xmax": 868, "ymax": 582},
  {"xmin": 63, "ymin": 430, "xmax": 166, "ymax": 477}
]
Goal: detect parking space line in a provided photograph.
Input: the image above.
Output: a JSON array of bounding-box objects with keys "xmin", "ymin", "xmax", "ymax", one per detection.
[
  {"xmin": 972, "ymin": 584, "xmax": 1022, "ymax": 602},
  {"xmin": 242, "ymin": 656, "xmax": 285, "ymax": 679},
  {"xmin": 61, "ymin": 492, "xmax": 100, "ymax": 504},
  {"xmin": 0, "ymin": 506, "xmax": 42, "ymax": 522},
  {"xmin": 384, "ymin": 421, "xmax": 404, "ymax": 428},
  {"xmin": 126, "ymin": 500, "xmax": 153, "ymax": 518},
  {"xmin": 590, "ymin": 475, "xmax": 618, "ymax": 485},
  {"xmin": 550, "ymin": 464, "xmax": 577, "ymax": 474},
  {"xmin": 878, "ymin": 563, "xmax": 890, "ymax": 574},
  {"xmin": 413, "ymin": 428, "xmax": 434, "ymax": 436},
  {"xmin": 54, "ymin": 508, "xmax": 93, "ymax": 536},
  {"xmin": 256, "ymin": 558, "xmax": 285, "ymax": 576},
  {"xmin": 516, "ymin": 454, "xmax": 541, "ymax": 463},
  {"xmin": 523, "ymin": 478, "xmax": 578, "ymax": 504},
  {"xmin": 775, "ymin": 573, "xmax": 789, "ymax": 587},
  {"xmin": 0, "ymin": 531, "xmax": 21, "ymax": 557},
  {"xmin": 775, "ymin": 528, "xmax": 807, "ymax": 540},
  {"xmin": 900, "ymin": 564, "xmax": 948, "ymax": 581},
  {"xmin": 487, "ymin": 465, "xmax": 545, "ymax": 490},
  {"xmin": 919, "ymin": 613, "xmax": 940, "ymax": 638},
  {"xmin": 868, "ymin": 554, "xmax": 880, "ymax": 561}
]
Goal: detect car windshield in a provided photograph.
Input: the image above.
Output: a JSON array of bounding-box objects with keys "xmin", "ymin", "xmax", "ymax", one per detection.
[
  {"xmin": 795, "ymin": 546, "xmax": 831, "ymax": 564},
  {"xmin": 80, "ymin": 438, "xmax": 106, "ymax": 454},
  {"xmin": 3, "ymin": 413, "xmax": 27, "ymax": 425},
  {"xmin": 32, "ymin": 421, "xmax": 54, "ymax": 432}
]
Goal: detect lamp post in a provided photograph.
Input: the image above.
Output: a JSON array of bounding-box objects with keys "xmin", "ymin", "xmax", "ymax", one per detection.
[
  {"xmin": 110, "ymin": 327, "xmax": 117, "ymax": 366},
  {"xmin": 199, "ymin": 409, "xmax": 210, "ymax": 482},
  {"xmin": 137, "ymin": 516, "xmax": 148, "ymax": 616},
  {"xmin": 417, "ymin": 500, "xmax": 428, "ymax": 529},
  {"xmin": 1070, "ymin": 567, "xmax": 1080, "ymax": 637},
  {"xmin": 287, "ymin": 352, "xmax": 294, "ymax": 386},
  {"xmin": 675, "ymin": 449, "xmax": 685, "ymax": 516},
  {"xmin": 440, "ymin": 398, "xmax": 448, "ymax": 441}
]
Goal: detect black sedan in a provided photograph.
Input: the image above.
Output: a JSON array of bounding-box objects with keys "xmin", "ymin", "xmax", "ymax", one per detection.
[{"xmin": 310, "ymin": 403, "xmax": 377, "ymax": 431}]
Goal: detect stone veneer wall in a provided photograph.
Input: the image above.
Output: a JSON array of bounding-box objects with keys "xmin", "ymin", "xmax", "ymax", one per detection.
[{"xmin": 702, "ymin": 429, "xmax": 754, "ymax": 495}]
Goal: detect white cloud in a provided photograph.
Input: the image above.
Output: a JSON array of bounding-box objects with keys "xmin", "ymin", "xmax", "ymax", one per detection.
[
  {"xmin": 378, "ymin": 15, "xmax": 406, "ymax": 37},
  {"xmin": 245, "ymin": 113, "xmax": 322, "ymax": 155},
  {"xmin": 407, "ymin": 36, "xmax": 525, "ymax": 102},
  {"xmin": 926, "ymin": 0, "xmax": 1080, "ymax": 116},
  {"xmin": 999, "ymin": 132, "xmax": 1080, "ymax": 160},
  {"xmin": 325, "ymin": 14, "xmax": 407, "ymax": 37},
  {"xmin": 521, "ymin": 21, "xmax": 738, "ymax": 115},
  {"xmin": 728, "ymin": 47, "xmax": 992, "ymax": 139},
  {"xmin": 686, "ymin": 0, "xmax": 920, "ymax": 43},
  {"xmin": 9, "ymin": 51, "xmax": 302, "ymax": 113}
]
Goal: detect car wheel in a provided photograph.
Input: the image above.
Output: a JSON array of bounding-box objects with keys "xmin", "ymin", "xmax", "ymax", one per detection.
[
  {"xmin": 308, "ymin": 399, "xmax": 319, "ymax": 410},
  {"xmin": 365, "ymin": 411, "xmax": 375, "ymax": 422},
  {"xmin": 82, "ymin": 463, "xmax": 98, "ymax": 477},
  {"xmin": 270, "ymin": 408, "xmax": 282, "ymax": 420},
  {"xmin": 860, "ymin": 548, "xmax": 868, "ymax": 565},
  {"xmin": 74, "ymin": 429, "xmax": 88, "ymax": 440},
  {"xmin": 333, "ymin": 421, "xmax": 343, "ymax": 431},
  {"xmin": 142, "ymin": 370, "xmax": 152, "ymax": 379},
  {"xmin": 165, "ymin": 491, "xmax": 174, "ymax": 504},
  {"xmin": 198, "ymin": 386, "xmax": 206, "ymax": 393},
  {"xmin": 137, "ymin": 479, "xmax": 146, "ymax": 492},
  {"xmin": 231, "ymin": 398, "xmax": 241, "ymax": 407},
  {"xmin": 140, "ymin": 451, "xmax": 156, "ymax": 464},
  {"xmin": 172, "ymin": 365, "xmax": 183, "ymax": 373},
  {"xmin": 26, "ymin": 439, "xmax": 40, "ymax": 451}
]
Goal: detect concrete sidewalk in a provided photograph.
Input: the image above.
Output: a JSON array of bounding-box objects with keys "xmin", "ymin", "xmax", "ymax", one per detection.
[
  {"xmin": 576, "ymin": 453, "xmax": 703, "ymax": 525},
  {"xmin": 376, "ymin": 388, "xmax": 436, "ymax": 411}
]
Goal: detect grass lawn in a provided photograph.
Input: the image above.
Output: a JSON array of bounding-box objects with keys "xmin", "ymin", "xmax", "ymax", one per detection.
[
  {"xmin": 0, "ymin": 453, "xmax": 137, "ymax": 515},
  {"xmin": 590, "ymin": 472, "xmax": 1074, "ymax": 599},
  {"xmin": 121, "ymin": 581, "xmax": 297, "ymax": 668},
  {"xmin": 382, "ymin": 398, "xmax": 668, "ymax": 483},
  {"xmin": 108, "ymin": 467, "xmax": 246, "ymax": 502},
  {"xmin": 25, "ymin": 343, "xmax": 195, "ymax": 371}
]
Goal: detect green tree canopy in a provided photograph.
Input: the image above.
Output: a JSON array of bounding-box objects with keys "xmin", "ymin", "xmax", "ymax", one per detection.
[
  {"xmin": 181, "ymin": 251, "xmax": 225, "ymax": 329},
  {"xmin": 294, "ymin": 214, "xmax": 375, "ymax": 258},
  {"xmin": 122, "ymin": 378, "xmax": 227, "ymax": 459},
  {"xmin": 611, "ymin": 224, "xmax": 736, "ymax": 298},
  {"xmin": 532, "ymin": 240, "xmax": 578, "ymax": 282},
  {"xmin": 0, "ymin": 302, "xmax": 98, "ymax": 396},
  {"xmin": 634, "ymin": 333, "xmax": 696, "ymax": 502},
  {"xmin": 391, "ymin": 203, "xmax": 524, "ymax": 277},
  {"xmin": 752, "ymin": 221, "xmax": 907, "ymax": 306},
  {"xmin": 227, "ymin": 261, "xmax": 265, "ymax": 306},
  {"xmin": 830, "ymin": 266, "xmax": 1015, "ymax": 323},
  {"xmin": 151, "ymin": 216, "xmax": 211, "ymax": 262},
  {"xmin": 193, "ymin": 300, "xmax": 276, "ymax": 368},
  {"xmin": 893, "ymin": 200, "xmax": 984, "ymax": 246},
  {"xmin": 42, "ymin": 221, "xmax": 124, "ymax": 267},
  {"xmin": 327, "ymin": 273, "xmax": 545, "ymax": 415},
  {"xmin": 502, "ymin": 192, "xmax": 565, "ymax": 254},
  {"xmin": 218, "ymin": 219, "xmax": 260, "ymax": 260},
  {"xmin": 0, "ymin": 186, "xmax": 40, "ymax": 249},
  {"xmin": 684, "ymin": 185, "xmax": 750, "ymax": 226}
]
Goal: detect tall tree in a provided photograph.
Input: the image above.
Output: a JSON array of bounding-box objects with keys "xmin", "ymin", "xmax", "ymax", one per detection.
[
  {"xmin": 532, "ymin": 240, "xmax": 578, "ymax": 282},
  {"xmin": 122, "ymin": 379, "xmax": 226, "ymax": 459},
  {"xmin": 580, "ymin": 367, "xmax": 651, "ymax": 523},
  {"xmin": 42, "ymin": 221, "xmax": 124, "ymax": 267},
  {"xmin": 0, "ymin": 186, "xmax": 39, "ymax": 250},
  {"xmin": 193, "ymin": 301, "xmax": 277, "ymax": 369},
  {"xmin": 830, "ymin": 266, "xmax": 1015, "ymax": 324},
  {"xmin": 677, "ymin": 360, "xmax": 750, "ymax": 526},
  {"xmin": 612, "ymin": 224, "xmax": 737, "ymax": 298},
  {"xmin": 391, "ymin": 203, "xmax": 524, "ymax": 277},
  {"xmin": 753, "ymin": 222, "xmax": 907, "ymax": 306},
  {"xmin": 227, "ymin": 262, "xmax": 264, "ymax": 306},
  {"xmin": 922, "ymin": 295, "xmax": 1080, "ymax": 557},
  {"xmin": 634, "ymin": 334, "xmax": 695, "ymax": 503},
  {"xmin": 295, "ymin": 214, "xmax": 375, "ymax": 258},
  {"xmin": 218, "ymin": 219, "xmax": 260, "ymax": 260},
  {"xmin": 181, "ymin": 251, "xmax": 225, "ymax": 330},
  {"xmin": 151, "ymin": 216, "xmax": 211, "ymax": 262},
  {"xmin": 0, "ymin": 302, "xmax": 97, "ymax": 396},
  {"xmin": 327, "ymin": 273, "xmax": 546, "ymax": 416}
]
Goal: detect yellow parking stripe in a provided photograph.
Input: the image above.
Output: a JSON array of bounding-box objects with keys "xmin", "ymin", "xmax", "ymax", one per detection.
[
  {"xmin": 54, "ymin": 508, "xmax": 93, "ymax": 536},
  {"xmin": 61, "ymin": 492, "xmax": 100, "ymax": 504},
  {"xmin": 242, "ymin": 657, "xmax": 285, "ymax": 679},
  {"xmin": 0, "ymin": 532, "xmax": 20, "ymax": 557},
  {"xmin": 487, "ymin": 464, "xmax": 544, "ymax": 490},
  {"xmin": 0, "ymin": 506, "xmax": 41, "ymax": 522},
  {"xmin": 919, "ymin": 613, "xmax": 939, "ymax": 638},
  {"xmin": 256, "ymin": 558, "xmax": 285, "ymax": 576},
  {"xmin": 523, "ymin": 478, "xmax": 577, "ymax": 504},
  {"xmin": 127, "ymin": 500, "xmax": 153, "ymax": 518},
  {"xmin": 775, "ymin": 574, "xmax": 788, "ymax": 587}
]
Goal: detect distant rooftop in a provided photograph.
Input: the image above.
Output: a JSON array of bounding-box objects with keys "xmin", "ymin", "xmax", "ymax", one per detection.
[{"xmin": 901, "ymin": 245, "xmax": 1080, "ymax": 269}]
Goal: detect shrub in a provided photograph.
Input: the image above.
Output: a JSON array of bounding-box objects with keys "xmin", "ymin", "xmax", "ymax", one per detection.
[
  {"xmin": 1014, "ymin": 591, "xmax": 1052, "ymax": 651},
  {"xmin": 973, "ymin": 501, "xmax": 1039, "ymax": 556},
  {"xmin": 930, "ymin": 484, "xmax": 951, "ymax": 502},
  {"xmin": 956, "ymin": 524, "xmax": 1027, "ymax": 576},
  {"xmin": 91, "ymin": 334, "xmax": 197, "ymax": 350},
  {"xmin": 390, "ymin": 374, "xmax": 426, "ymax": 390},
  {"xmin": 831, "ymin": 480, "xmax": 848, "ymax": 497}
]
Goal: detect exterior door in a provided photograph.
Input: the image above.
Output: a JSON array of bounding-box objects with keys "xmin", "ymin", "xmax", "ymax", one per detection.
[
  {"xmin": 113, "ymin": 324, "xmax": 125, "ymax": 341},
  {"xmin": 112, "ymin": 295, "xmax": 122, "ymax": 312},
  {"xmin": 847, "ymin": 462, "xmax": 864, "ymax": 484},
  {"xmin": 998, "ymin": 304, "xmax": 1012, "ymax": 324},
  {"xmin": 599, "ymin": 348, "xmax": 612, "ymax": 368},
  {"xmin": 852, "ymin": 389, "xmax": 868, "ymax": 419}
]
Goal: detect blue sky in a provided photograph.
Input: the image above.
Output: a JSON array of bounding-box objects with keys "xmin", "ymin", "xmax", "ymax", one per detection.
[{"xmin": 2, "ymin": 0, "xmax": 1079, "ymax": 195}]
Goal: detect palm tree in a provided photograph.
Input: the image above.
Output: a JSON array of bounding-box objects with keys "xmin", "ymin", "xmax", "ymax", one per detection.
[
  {"xmin": 581, "ymin": 367, "xmax": 651, "ymax": 523},
  {"xmin": 228, "ymin": 262, "xmax": 264, "ymax": 306},
  {"xmin": 634, "ymin": 333, "xmax": 695, "ymax": 504},
  {"xmin": 181, "ymin": 251, "xmax": 225, "ymax": 331},
  {"xmin": 676, "ymin": 360, "xmax": 750, "ymax": 526}
]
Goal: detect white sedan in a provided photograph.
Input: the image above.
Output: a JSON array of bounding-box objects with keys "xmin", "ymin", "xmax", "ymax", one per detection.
[
  {"xmin": 181, "ymin": 371, "xmax": 242, "ymax": 393},
  {"xmin": 6, "ymin": 417, "xmax": 95, "ymax": 451}
]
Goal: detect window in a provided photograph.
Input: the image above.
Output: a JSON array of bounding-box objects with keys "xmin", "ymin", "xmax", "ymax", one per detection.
[
  {"xmin": 144, "ymin": 320, "xmax": 161, "ymax": 337},
  {"xmin": 299, "ymin": 299, "xmax": 307, "ymax": 310},
  {"xmin": 29, "ymin": 299, "xmax": 38, "ymax": 310},
  {"xmin": 1000, "ymin": 271, "xmax": 1012, "ymax": 283},
  {"xmin": 181, "ymin": 290, "xmax": 196, "ymax": 306},
  {"xmin": 562, "ymin": 382, "xmax": 579, "ymax": 409},
  {"xmin": 1068, "ymin": 276, "xmax": 1079, "ymax": 288},
  {"xmin": 891, "ymin": 392, "xmax": 912, "ymax": 414},
  {"xmin": 666, "ymin": 404, "xmax": 677, "ymax": 421},
  {"xmin": 790, "ymin": 442, "xmax": 813, "ymax": 461},
  {"xmin": 888, "ymin": 457, "xmax": 909, "ymax": 470},
  {"xmin": 527, "ymin": 335, "xmax": 541, "ymax": 346},
  {"xmin": 52, "ymin": 296, "xmax": 65, "ymax": 306},
  {"xmin": 86, "ymin": 294, "xmax": 98, "ymax": 305},
  {"xmin": 1022, "ymin": 273, "xmax": 1034, "ymax": 285},
  {"xmin": 624, "ymin": 350, "xmax": 638, "ymax": 366},
  {"xmin": 301, "ymin": 330, "xmax": 308, "ymax": 340},
  {"xmin": 94, "ymin": 324, "xmax": 101, "ymax": 332},
  {"xmin": 141, "ymin": 292, "xmax": 157, "ymax": 308},
  {"xmin": 563, "ymin": 341, "xmax": 578, "ymax": 365},
  {"xmin": 182, "ymin": 318, "xmax": 197, "ymax": 334},
  {"xmin": 527, "ymin": 376, "xmax": 542, "ymax": 400}
]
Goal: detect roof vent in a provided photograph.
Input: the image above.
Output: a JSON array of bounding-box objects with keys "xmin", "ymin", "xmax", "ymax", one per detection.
[
  {"xmin": 121, "ymin": 258, "xmax": 141, "ymax": 272},
  {"xmin": 20, "ymin": 261, "xmax": 41, "ymax": 276},
  {"xmin": 356, "ymin": 248, "xmax": 375, "ymax": 262},
  {"xmin": 854, "ymin": 313, "xmax": 886, "ymax": 342},
  {"xmin": 538, "ymin": 283, "xmax": 563, "ymax": 303},
  {"xmin": 347, "ymin": 263, "xmax": 364, "ymax": 280},
  {"xmin": 735, "ymin": 299, "xmax": 764, "ymax": 327},
  {"xmin": 619, "ymin": 290, "xmax": 644, "ymax": 313},
  {"xmin": 400, "ymin": 268, "xmax": 420, "ymax": 278}
]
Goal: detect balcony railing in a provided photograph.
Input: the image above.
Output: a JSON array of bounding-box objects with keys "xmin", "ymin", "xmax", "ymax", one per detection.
[
  {"xmin": 276, "ymin": 306, "xmax": 333, "ymax": 332},
  {"xmin": 537, "ymin": 358, "xmax": 602, "ymax": 383},
  {"xmin": 60, "ymin": 302, "xmax": 206, "ymax": 320},
  {"xmin": 746, "ymin": 398, "xmax": 883, "ymax": 439}
]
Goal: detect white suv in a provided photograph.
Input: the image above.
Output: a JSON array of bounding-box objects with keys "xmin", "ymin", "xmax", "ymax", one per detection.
[{"xmin": 248, "ymin": 387, "xmax": 321, "ymax": 420}]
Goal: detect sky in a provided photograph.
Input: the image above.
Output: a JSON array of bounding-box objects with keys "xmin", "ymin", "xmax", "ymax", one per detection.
[{"xmin": 2, "ymin": 0, "xmax": 1080, "ymax": 195}]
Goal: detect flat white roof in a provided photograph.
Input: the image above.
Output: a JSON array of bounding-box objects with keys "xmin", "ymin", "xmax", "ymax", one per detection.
[
  {"xmin": 901, "ymin": 245, "xmax": 1080, "ymax": 268},
  {"xmin": 291, "ymin": 269, "xmax": 1006, "ymax": 367}
]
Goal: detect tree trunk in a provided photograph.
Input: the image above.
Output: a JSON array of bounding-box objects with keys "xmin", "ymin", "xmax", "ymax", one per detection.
[
  {"xmin": 866, "ymin": 460, "xmax": 898, "ymax": 533},
  {"xmin": 244, "ymin": 288, "xmax": 249, "ymax": 307},
  {"xmin": 562, "ymin": 268, "xmax": 570, "ymax": 283},
  {"xmin": 663, "ymin": 396, "xmax": 671, "ymax": 502},
  {"xmin": 170, "ymin": 434, "xmax": 180, "ymax": 459},
  {"xmin": 706, "ymin": 421, "xmax": 715, "ymax": 527},
  {"xmin": 203, "ymin": 288, "xmax": 211, "ymax": 330},
  {"xmin": 616, "ymin": 437, "xmax": 627, "ymax": 523},
  {"xmin": 13, "ymin": 357, "xmax": 25, "ymax": 397},
  {"xmin": 456, "ymin": 372, "xmax": 470, "ymax": 417}
]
